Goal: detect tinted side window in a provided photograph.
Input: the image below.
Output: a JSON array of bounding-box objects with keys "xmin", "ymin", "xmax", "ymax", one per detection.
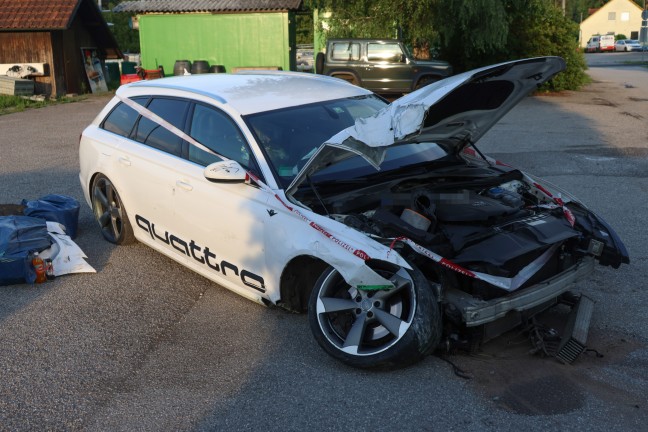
[
  {"xmin": 188, "ymin": 104, "xmax": 257, "ymax": 172},
  {"xmin": 368, "ymin": 43, "xmax": 403, "ymax": 62},
  {"xmin": 101, "ymin": 97, "xmax": 148, "ymax": 137},
  {"xmin": 134, "ymin": 98, "xmax": 189, "ymax": 156},
  {"xmin": 331, "ymin": 42, "xmax": 360, "ymax": 61}
]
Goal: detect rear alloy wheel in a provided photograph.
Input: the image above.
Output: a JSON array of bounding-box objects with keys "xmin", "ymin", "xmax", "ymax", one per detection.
[
  {"xmin": 308, "ymin": 263, "xmax": 441, "ymax": 369},
  {"xmin": 91, "ymin": 174, "xmax": 135, "ymax": 245}
]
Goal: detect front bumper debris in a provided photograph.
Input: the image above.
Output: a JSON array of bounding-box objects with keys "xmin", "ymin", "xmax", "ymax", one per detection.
[{"xmin": 444, "ymin": 257, "xmax": 595, "ymax": 327}]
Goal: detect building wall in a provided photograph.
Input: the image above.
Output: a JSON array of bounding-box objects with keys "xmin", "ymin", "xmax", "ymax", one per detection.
[
  {"xmin": 580, "ymin": 0, "xmax": 644, "ymax": 46},
  {"xmin": 0, "ymin": 20, "xmax": 112, "ymax": 97},
  {"xmin": 0, "ymin": 32, "xmax": 56, "ymax": 95},
  {"xmin": 138, "ymin": 12, "xmax": 295, "ymax": 74}
]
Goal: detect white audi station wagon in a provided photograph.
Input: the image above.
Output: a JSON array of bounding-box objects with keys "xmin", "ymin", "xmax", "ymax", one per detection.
[{"xmin": 79, "ymin": 57, "xmax": 628, "ymax": 369}]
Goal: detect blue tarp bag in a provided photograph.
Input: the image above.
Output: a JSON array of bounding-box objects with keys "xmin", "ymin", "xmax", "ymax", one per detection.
[
  {"xmin": 0, "ymin": 216, "xmax": 52, "ymax": 285},
  {"xmin": 22, "ymin": 194, "xmax": 80, "ymax": 239}
]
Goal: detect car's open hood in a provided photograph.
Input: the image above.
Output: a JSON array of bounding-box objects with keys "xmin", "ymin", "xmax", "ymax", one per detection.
[{"xmin": 286, "ymin": 57, "xmax": 565, "ymax": 196}]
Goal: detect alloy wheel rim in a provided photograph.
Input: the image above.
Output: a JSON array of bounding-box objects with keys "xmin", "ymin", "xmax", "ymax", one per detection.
[{"xmin": 316, "ymin": 267, "xmax": 416, "ymax": 356}]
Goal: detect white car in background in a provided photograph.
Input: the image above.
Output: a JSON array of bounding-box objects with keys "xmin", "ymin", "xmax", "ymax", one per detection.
[
  {"xmin": 79, "ymin": 57, "xmax": 628, "ymax": 369},
  {"xmin": 614, "ymin": 39, "xmax": 642, "ymax": 52}
]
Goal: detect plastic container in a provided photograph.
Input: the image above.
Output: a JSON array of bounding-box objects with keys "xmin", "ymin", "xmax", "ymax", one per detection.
[
  {"xmin": 120, "ymin": 74, "xmax": 142, "ymax": 85},
  {"xmin": 191, "ymin": 60, "xmax": 209, "ymax": 74},
  {"xmin": 0, "ymin": 216, "xmax": 51, "ymax": 286},
  {"xmin": 105, "ymin": 62, "xmax": 120, "ymax": 89},
  {"xmin": 45, "ymin": 258, "xmax": 55, "ymax": 280},
  {"xmin": 173, "ymin": 60, "xmax": 192, "ymax": 76},
  {"xmin": 486, "ymin": 187, "xmax": 523, "ymax": 208},
  {"xmin": 32, "ymin": 252, "xmax": 47, "ymax": 284},
  {"xmin": 22, "ymin": 194, "xmax": 81, "ymax": 238},
  {"xmin": 121, "ymin": 61, "xmax": 137, "ymax": 75}
]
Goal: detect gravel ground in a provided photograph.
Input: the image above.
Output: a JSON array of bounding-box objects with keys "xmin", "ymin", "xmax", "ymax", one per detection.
[{"xmin": 0, "ymin": 65, "xmax": 646, "ymax": 431}]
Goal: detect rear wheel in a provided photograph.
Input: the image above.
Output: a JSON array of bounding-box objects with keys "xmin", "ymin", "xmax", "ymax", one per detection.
[
  {"xmin": 315, "ymin": 52, "xmax": 325, "ymax": 74},
  {"xmin": 91, "ymin": 174, "xmax": 135, "ymax": 245},
  {"xmin": 308, "ymin": 263, "xmax": 441, "ymax": 369}
]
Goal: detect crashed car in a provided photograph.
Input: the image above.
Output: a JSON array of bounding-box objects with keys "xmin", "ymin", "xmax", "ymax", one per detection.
[{"xmin": 79, "ymin": 57, "xmax": 628, "ymax": 369}]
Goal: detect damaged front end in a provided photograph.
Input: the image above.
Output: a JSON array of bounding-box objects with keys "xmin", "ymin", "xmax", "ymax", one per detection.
[
  {"xmin": 294, "ymin": 155, "xmax": 628, "ymax": 349},
  {"xmin": 293, "ymin": 57, "xmax": 629, "ymax": 367}
]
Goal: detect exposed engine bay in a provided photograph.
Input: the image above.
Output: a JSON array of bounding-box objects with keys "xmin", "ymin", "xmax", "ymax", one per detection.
[{"xmin": 294, "ymin": 156, "xmax": 629, "ymax": 347}]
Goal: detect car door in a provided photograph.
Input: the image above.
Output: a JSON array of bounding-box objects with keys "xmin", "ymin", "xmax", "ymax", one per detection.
[
  {"xmin": 171, "ymin": 103, "xmax": 272, "ymax": 296},
  {"xmin": 363, "ymin": 42, "xmax": 411, "ymax": 93},
  {"xmin": 113, "ymin": 96, "xmax": 191, "ymax": 261}
]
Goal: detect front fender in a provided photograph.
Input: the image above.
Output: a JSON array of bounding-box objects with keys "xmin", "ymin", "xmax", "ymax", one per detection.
[{"xmin": 264, "ymin": 194, "xmax": 411, "ymax": 297}]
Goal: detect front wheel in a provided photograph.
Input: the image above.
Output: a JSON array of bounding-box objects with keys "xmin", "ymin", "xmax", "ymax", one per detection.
[{"xmin": 308, "ymin": 263, "xmax": 441, "ymax": 369}]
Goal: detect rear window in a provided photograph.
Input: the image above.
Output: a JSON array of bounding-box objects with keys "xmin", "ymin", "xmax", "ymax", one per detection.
[{"xmin": 101, "ymin": 97, "xmax": 148, "ymax": 137}]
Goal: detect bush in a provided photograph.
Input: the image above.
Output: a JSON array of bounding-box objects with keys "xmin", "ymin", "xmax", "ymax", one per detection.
[{"xmin": 505, "ymin": 0, "xmax": 589, "ymax": 91}]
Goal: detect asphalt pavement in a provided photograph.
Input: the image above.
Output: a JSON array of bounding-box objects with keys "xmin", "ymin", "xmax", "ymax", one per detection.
[{"xmin": 0, "ymin": 65, "xmax": 647, "ymax": 431}]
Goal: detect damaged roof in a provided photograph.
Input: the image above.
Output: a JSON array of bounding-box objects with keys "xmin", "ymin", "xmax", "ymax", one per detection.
[
  {"xmin": 0, "ymin": 0, "xmax": 82, "ymax": 30},
  {"xmin": 114, "ymin": 0, "xmax": 303, "ymax": 13}
]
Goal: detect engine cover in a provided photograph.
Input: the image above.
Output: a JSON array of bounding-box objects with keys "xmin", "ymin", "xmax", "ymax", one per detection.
[{"xmin": 434, "ymin": 190, "xmax": 519, "ymax": 222}]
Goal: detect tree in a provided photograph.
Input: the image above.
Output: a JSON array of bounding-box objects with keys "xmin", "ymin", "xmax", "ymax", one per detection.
[
  {"xmin": 430, "ymin": 0, "xmax": 587, "ymax": 90},
  {"xmin": 504, "ymin": 0, "xmax": 589, "ymax": 91},
  {"xmin": 304, "ymin": 0, "xmax": 438, "ymax": 57},
  {"xmin": 103, "ymin": 1, "xmax": 140, "ymax": 53},
  {"xmin": 430, "ymin": 0, "xmax": 509, "ymax": 70}
]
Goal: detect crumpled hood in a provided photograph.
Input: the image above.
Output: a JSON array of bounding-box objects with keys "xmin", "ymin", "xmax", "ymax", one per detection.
[{"xmin": 287, "ymin": 56, "xmax": 566, "ymax": 195}]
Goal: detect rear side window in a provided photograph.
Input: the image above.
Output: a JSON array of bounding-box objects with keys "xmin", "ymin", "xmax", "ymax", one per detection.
[
  {"xmin": 367, "ymin": 43, "xmax": 403, "ymax": 62},
  {"xmin": 330, "ymin": 42, "xmax": 360, "ymax": 61},
  {"xmin": 101, "ymin": 97, "xmax": 148, "ymax": 137},
  {"xmin": 134, "ymin": 98, "xmax": 189, "ymax": 156}
]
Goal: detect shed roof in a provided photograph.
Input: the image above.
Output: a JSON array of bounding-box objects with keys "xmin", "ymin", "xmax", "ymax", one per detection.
[
  {"xmin": 0, "ymin": 0, "xmax": 122, "ymax": 59},
  {"xmin": 114, "ymin": 0, "xmax": 303, "ymax": 13},
  {"xmin": 0, "ymin": 0, "xmax": 82, "ymax": 30}
]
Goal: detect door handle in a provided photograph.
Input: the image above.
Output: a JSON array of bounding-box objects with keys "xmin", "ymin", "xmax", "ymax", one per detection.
[
  {"xmin": 176, "ymin": 180, "xmax": 193, "ymax": 191},
  {"xmin": 118, "ymin": 156, "xmax": 131, "ymax": 166}
]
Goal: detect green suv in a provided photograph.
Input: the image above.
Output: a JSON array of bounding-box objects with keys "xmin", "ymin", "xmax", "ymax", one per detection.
[{"xmin": 316, "ymin": 39, "xmax": 452, "ymax": 95}]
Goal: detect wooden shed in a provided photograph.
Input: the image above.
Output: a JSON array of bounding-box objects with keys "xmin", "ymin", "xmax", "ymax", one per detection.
[
  {"xmin": 114, "ymin": 0, "xmax": 302, "ymax": 74},
  {"xmin": 0, "ymin": 0, "xmax": 122, "ymax": 97}
]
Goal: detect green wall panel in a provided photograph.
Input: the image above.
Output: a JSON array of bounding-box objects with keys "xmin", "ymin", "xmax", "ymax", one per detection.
[{"xmin": 139, "ymin": 13, "xmax": 294, "ymax": 74}]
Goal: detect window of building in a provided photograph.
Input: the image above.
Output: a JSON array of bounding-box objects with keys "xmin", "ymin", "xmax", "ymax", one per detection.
[{"xmin": 608, "ymin": 12, "xmax": 616, "ymax": 20}]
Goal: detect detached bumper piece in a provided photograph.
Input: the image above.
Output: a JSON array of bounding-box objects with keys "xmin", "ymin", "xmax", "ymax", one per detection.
[{"xmin": 556, "ymin": 294, "xmax": 595, "ymax": 364}]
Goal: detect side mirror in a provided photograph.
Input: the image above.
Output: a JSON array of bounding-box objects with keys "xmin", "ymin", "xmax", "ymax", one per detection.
[{"xmin": 204, "ymin": 160, "xmax": 247, "ymax": 183}]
